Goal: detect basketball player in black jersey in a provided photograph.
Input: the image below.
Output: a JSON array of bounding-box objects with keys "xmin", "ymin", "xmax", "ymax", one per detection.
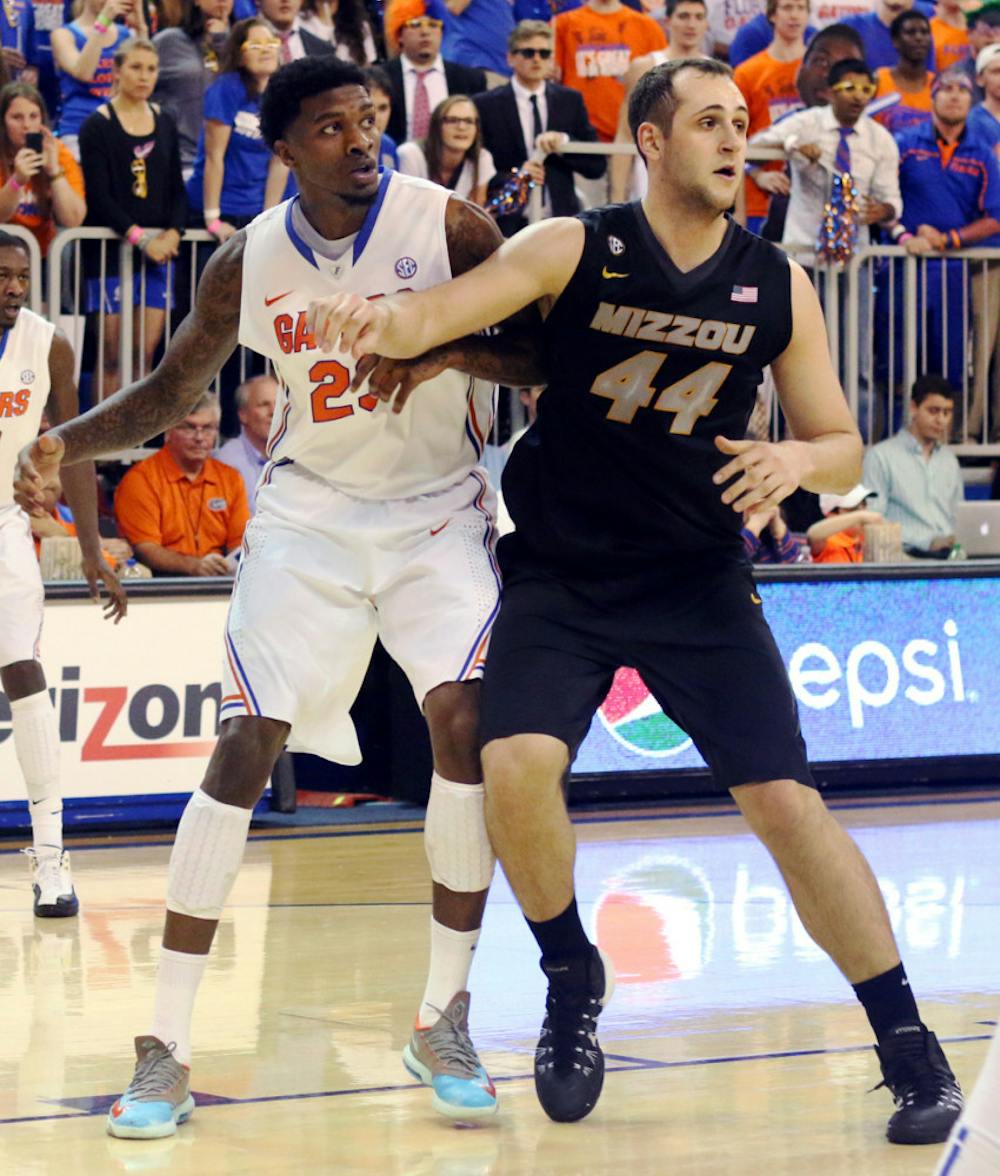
[{"xmin": 304, "ymin": 59, "xmax": 963, "ymax": 1145}]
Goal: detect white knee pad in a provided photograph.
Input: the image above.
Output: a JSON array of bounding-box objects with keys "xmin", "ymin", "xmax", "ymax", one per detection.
[
  {"xmin": 424, "ymin": 773, "xmax": 496, "ymax": 893},
  {"xmin": 166, "ymin": 789, "xmax": 253, "ymax": 920}
]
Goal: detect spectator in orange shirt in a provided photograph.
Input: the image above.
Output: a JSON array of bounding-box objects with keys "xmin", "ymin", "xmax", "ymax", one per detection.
[
  {"xmin": 114, "ymin": 393, "xmax": 250, "ymax": 576},
  {"xmin": 873, "ymin": 10, "xmax": 934, "ymax": 135},
  {"xmin": 807, "ymin": 484, "xmax": 884, "ymax": 562},
  {"xmin": 0, "ymin": 82, "xmax": 86, "ymax": 256},
  {"xmin": 931, "ymin": 0, "xmax": 971, "ymax": 73},
  {"xmin": 734, "ymin": 0, "xmax": 809, "ymax": 234},
  {"xmin": 554, "ymin": 0, "xmax": 667, "ymax": 145}
]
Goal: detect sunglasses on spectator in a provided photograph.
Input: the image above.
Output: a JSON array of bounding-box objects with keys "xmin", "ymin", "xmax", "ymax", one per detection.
[
  {"xmin": 404, "ymin": 18, "xmax": 443, "ymax": 29},
  {"xmin": 441, "ymin": 115, "xmax": 478, "ymax": 126},
  {"xmin": 512, "ymin": 47, "xmax": 553, "ymax": 59},
  {"xmin": 830, "ymin": 80, "xmax": 877, "ymax": 97},
  {"xmin": 243, "ymin": 39, "xmax": 281, "ymax": 51}
]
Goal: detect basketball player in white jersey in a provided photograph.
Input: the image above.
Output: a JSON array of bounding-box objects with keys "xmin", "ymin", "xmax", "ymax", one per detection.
[
  {"xmin": 15, "ymin": 57, "xmax": 544, "ymax": 1137},
  {"xmin": 0, "ymin": 231, "xmax": 126, "ymax": 917},
  {"xmin": 610, "ymin": 0, "xmax": 710, "ymax": 202},
  {"xmin": 932, "ymin": 1024, "xmax": 1000, "ymax": 1174}
]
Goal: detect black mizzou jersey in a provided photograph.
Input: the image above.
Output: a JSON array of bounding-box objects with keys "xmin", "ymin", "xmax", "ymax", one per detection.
[{"xmin": 501, "ymin": 203, "xmax": 794, "ymax": 572}]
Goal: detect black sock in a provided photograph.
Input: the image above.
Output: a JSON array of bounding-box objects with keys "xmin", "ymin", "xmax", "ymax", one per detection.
[
  {"xmin": 525, "ymin": 897, "xmax": 592, "ymax": 964},
  {"xmin": 853, "ymin": 963, "xmax": 922, "ymax": 1041}
]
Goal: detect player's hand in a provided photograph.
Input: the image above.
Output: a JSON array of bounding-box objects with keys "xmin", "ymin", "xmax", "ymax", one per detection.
[
  {"xmin": 193, "ymin": 553, "xmax": 232, "ymax": 576},
  {"xmin": 14, "ymin": 432, "xmax": 64, "ymax": 516},
  {"xmin": 713, "ymin": 436, "xmax": 805, "ymax": 514},
  {"xmin": 307, "ymin": 293, "xmax": 389, "ymax": 358},
  {"xmin": 81, "ymin": 551, "xmax": 128, "ymax": 623},
  {"xmin": 351, "ymin": 348, "xmax": 451, "ymax": 413}
]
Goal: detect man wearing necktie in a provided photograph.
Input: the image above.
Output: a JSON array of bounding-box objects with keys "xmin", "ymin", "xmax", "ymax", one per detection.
[
  {"xmin": 475, "ymin": 20, "xmax": 605, "ymax": 237},
  {"xmin": 384, "ymin": 15, "xmax": 487, "ymax": 146},
  {"xmin": 258, "ymin": 0, "xmax": 338, "ymax": 63}
]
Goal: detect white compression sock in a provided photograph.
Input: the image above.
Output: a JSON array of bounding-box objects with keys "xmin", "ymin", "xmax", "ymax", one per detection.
[
  {"xmin": 11, "ymin": 690, "xmax": 62, "ymax": 852},
  {"xmin": 149, "ymin": 946, "xmax": 209, "ymax": 1068},
  {"xmin": 418, "ymin": 918, "xmax": 481, "ymax": 1027},
  {"xmin": 933, "ymin": 1022, "xmax": 1000, "ymax": 1175}
]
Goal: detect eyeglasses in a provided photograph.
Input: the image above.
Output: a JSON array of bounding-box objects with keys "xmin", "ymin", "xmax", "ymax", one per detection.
[
  {"xmin": 174, "ymin": 422, "xmax": 218, "ymax": 436},
  {"xmin": 243, "ymin": 38, "xmax": 281, "ymax": 52},
  {"xmin": 403, "ymin": 18, "xmax": 442, "ymax": 30},
  {"xmin": 512, "ymin": 47, "xmax": 553, "ymax": 59},
  {"xmin": 442, "ymin": 115, "xmax": 477, "ymax": 126},
  {"xmin": 830, "ymin": 80, "xmax": 877, "ymax": 98}
]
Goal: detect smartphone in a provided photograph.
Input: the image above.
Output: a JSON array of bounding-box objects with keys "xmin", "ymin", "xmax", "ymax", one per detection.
[{"xmin": 25, "ymin": 132, "xmax": 42, "ymax": 154}]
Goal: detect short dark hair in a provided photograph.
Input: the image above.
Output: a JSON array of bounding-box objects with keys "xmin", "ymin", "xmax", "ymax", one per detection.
[
  {"xmin": 0, "ymin": 229, "xmax": 30, "ymax": 258},
  {"xmin": 666, "ymin": 0, "xmax": 707, "ymax": 15},
  {"xmin": 802, "ymin": 22, "xmax": 864, "ymax": 63},
  {"xmin": 628, "ymin": 57, "xmax": 733, "ymax": 156},
  {"xmin": 362, "ymin": 64, "xmax": 392, "ymax": 96},
  {"xmin": 827, "ymin": 57, "xmax": 875, "ymax": 87},
  {"xmin": 260, "ymin": 56, "xmax": 369, "ymax": 149},
  {"xmin": 890, "ymin": 9, "xmax": 930, "ymax": 40},
  {"xmin": 967, "ymin": 4, "xmax": 1000, "ymax": 28},
  {"xmin": 911, "ymin": 374, "xmax": 956, "ymax": 404}
]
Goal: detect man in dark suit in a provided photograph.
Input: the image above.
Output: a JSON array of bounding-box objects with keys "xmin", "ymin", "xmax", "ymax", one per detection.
[
  {"xmin": 474, "ymin": 20, "xmax": 606, "ymax": 237},
  {"xmin": 259, "ymin": 0, "xmax": 337, "ymax": 60},
  {"xmin": 383, "ymin": 15, "xmax": 487, "ymax": 145}
]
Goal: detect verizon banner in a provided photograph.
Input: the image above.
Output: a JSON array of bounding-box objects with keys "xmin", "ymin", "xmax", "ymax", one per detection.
[{"xmin": 0, "ymin": 594, "xmax": 230, "ymax": 802}]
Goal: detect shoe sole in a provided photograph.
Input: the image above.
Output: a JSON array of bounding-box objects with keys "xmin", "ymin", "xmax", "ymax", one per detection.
[
  {"xmin": 106, "ymin": 1095, "xmax": 195, "ymax": 1139},
  {"xmin": 887, "ymin": 1119, "xmax": 959, "ymax": 1146},
  {"xmin": 34, "ymin": 900, "xmax": 79, "ymax": 918},
  {"xmin": 402, "ymin": 1045, "xmax": 498, "ymax": 1121}
]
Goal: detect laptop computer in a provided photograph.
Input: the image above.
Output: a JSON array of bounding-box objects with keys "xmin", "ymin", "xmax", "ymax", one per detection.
[{"xmin": 955, "ymin": 501, "xmax": 1000, "ymax": 557}]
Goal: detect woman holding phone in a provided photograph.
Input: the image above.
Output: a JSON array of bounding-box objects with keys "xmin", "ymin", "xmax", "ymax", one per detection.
[{"xmin": 0, "ymin": 81, "xmax": 86, "ymax": 255}]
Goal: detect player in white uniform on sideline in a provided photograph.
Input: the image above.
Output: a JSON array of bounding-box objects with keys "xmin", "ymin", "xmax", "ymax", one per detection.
[
  {"xmin": 932, "ymin": 1024, "xmax": 1000, "ymax": 1174},
  {"xmin": 0, "ymin": 230, "xmax": 126, "ymax": 917},
  {"xmin": 15, "ymin": 57, "xmax": 544, "ymax": 1138}
]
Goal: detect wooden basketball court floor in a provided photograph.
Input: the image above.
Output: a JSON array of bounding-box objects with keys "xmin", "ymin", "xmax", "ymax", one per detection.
[{"xmin": 1, "ymin": 792, "xmax": 998, "ymax": 1176}]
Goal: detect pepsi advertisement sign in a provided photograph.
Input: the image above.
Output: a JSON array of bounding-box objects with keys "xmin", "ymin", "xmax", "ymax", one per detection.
[{"xmin": 574, "ymin": 573, "xmax": 1000, "ymax": 775}]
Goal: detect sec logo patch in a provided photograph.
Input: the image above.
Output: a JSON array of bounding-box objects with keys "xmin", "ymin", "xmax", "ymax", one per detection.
[
  {"xmin": 395, "ymin": 256, "xmax": 418, "ymax": 279},
  {"xmin": 607, "ymin": 235, "xmax": 625, "ymax": 256},
  {"xmin": 21, "ymin": 369, "xmax": 35, "ymax": 383}
]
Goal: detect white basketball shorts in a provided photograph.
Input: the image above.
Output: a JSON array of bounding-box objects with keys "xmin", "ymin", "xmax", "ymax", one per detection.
[
  {"xmin": 0, "ymin": 506, "xmax": 44, "ymax": 667},
  {"xmin": 220, "ymin": 461, "xmax": 500, "ymax": 764}
]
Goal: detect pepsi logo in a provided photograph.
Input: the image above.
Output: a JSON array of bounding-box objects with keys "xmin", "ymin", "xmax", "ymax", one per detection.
[
  {"xmin": 597, "ymin": 667, "xmax": 692, "ymax": 757},
  {"xmin": 395, "ymin": 256, "xmax": 418, "ymax": 279}
]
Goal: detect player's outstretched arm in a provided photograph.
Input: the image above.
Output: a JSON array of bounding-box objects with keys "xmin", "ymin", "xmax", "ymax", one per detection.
[
  {"xmin": 14, "ymin": 235, "xmax": 245, "ymax": 514},
  {"xmin": 713, "ymin": 261, "xmax": 862, "ymax": 515},
  {"xmin": 46, "ymin": 327, "xmax": 127, "ymax": 621},
  {"xmin": 308, "ymin": 217, "xmax": 585, "ymax": 362}
]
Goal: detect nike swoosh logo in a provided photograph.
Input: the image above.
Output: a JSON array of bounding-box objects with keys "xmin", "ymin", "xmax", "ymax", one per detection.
[
  {"xmin": 602, "ymin": 267, "xmax": 629, "ymax": 279},
  {"xmin": 751, "ymin": 593, "xmax": 762, "ymax": 604},
  {"xmin": 430, "ymin": 521, "xmax": 450, "ymax": 536},
  {"xmin": 264, "ymin": 290, "xmax": 293, "ymax": 306}
]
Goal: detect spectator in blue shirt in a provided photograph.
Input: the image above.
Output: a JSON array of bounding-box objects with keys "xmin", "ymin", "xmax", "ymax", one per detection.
[
  {"xmin": 437, "ymin": 0, "xmax": 516, "ymax": 81},
  {"xmin": 845, "ymin": 0, "xmax": 937, "ymax": 71},
  {"xmin": 729, "ymin": 9, "xmax": 817, "ymax": 69},
  {"xmin": 877, "ymin": 69, "xmax": 1000, "ymax": 400},
  {"xmin": 967, "ymin": 40, "xmax": 1000, "ymax": 145},
  {"xmin": 186, "ymin": 17, "xmax": 294, "ymax": 240}
]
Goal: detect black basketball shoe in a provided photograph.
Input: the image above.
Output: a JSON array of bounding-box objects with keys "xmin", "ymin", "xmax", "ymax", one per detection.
[
  {"xmin": 534, "ymin": 947, "xmax": 615, "ymax": 1123},
  {"xmin": 875, "ymin": 1023, "xmax": 963, "ymax": 1144}
]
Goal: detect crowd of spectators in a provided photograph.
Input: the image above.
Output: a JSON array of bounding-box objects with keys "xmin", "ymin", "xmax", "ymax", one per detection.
[{"xmin": 4, "ymin": 0, "xmax": 1000, "ymax": 572}]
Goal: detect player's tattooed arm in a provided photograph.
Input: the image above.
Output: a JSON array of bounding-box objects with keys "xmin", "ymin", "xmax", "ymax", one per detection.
[
  {"xmin": 354, "ymin": 197, "xmax": 547, "ymax": 410},
  {"xmin": 62, "ymin": 236, "xmax": 242, "ymax": 465},
  {"xmin": 65, "ymin": 235, "xmax": 245, "ymax": 462},
  {"xmin": 15, "ymin": 235, "xmax": 246, "ymax": 514}
]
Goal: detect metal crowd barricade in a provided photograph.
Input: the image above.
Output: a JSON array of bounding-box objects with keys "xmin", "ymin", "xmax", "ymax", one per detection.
[{"xmin": 48, "ymin": 227, "xmax": 266, "ymax": 406}]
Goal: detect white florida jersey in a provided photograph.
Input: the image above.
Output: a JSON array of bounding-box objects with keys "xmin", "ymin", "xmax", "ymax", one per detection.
[
  {"xmin": 239, "ymin": 172, "xmax": 496, "ymax": 501},
  {"xmin": 0, "ymin": 308, "xmax": 55, "ymax": 511}
]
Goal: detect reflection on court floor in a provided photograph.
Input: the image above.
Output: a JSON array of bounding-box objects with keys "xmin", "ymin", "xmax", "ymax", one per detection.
[{"xmin": 0, "ymin": 798, "xmax": 997, "ymax": 1176}]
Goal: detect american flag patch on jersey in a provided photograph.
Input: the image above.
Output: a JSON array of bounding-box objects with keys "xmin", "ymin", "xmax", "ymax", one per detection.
[{"xmin": 731, "ymin": 285, "xmax": 758, "ymax": 303}]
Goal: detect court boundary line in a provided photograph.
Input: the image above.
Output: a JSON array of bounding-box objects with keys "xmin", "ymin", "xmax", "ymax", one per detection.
[
  {"xmin": 1, "ymin": 791, "xmax": 998, "ymax": 858},
  {"xmin": 6, "ymin": 1032, "xmax": 993, "ymax": 1127}
]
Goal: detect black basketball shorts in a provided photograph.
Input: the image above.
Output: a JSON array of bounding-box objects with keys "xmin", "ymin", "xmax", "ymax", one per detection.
[{"xmin": 479, "ymin": 552, "xmax": 815, "ymax": 793}]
